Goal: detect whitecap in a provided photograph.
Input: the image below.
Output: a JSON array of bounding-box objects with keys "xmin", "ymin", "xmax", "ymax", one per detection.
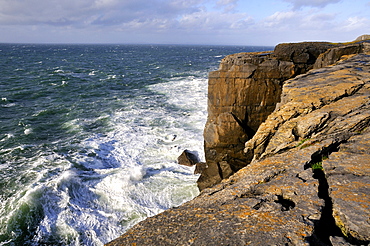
[
  {"xmin": 129, "ymin": 166, "xmax": 146, "ymax": 181},
  {"xmin": 24, "ymin": 128, "xmax": 32, "ymax": 135},
  {"xmin": 2, "ymin": 103, "xmax": 16, "ymax": 108}
]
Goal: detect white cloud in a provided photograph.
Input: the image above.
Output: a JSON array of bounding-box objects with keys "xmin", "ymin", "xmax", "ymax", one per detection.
[
  {"xmin": 0, "ymin": 0, "xmax": 252, "ymax": 33},
  {"xmin": 263, "ymin": 11, "xmax": 297, "ymax": 27},
  {"xmin": 177, "ymin": 10, "xmax": 253, "ymax": 32},
  {"xmin": 0, "ymin": 0, "xmax": 211, "ymax": 28},
  {"xmin": 216, "ymin": 0, "xmax": 239, "ymax": 12},
  {"xmin": 0, "ymin": 0, "xmax": 368, "ymax": 45},
  {"xmin": 342, "ymin": 16, "xmax": 369, "ymax": 31},
  {"xmin": 0, "ymin": 0, "xmax": 94, "ymax": 25},
  {"xmin": 298, "ymin": 12, "xmax": 336, "ymax": 29},
  {"xmin": 283, "ymin": 0, "xmax": 341, "ymax": 9}
]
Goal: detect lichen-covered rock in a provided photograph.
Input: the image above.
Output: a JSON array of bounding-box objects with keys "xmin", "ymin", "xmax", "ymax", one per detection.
[
  {"xmin": 313, "ymin": 42, "xmax": 367, "ymax": 69},
  {"xmin": 106, "ymin": 49, "xmax": 370, "ymax": 246},
  {"xmin": 200, "ymin": 42, "xmax": 337, "ymax": 191},
  {"xmin": 324, "ymin": 131, "xmax": 370, "ymax": 243}
]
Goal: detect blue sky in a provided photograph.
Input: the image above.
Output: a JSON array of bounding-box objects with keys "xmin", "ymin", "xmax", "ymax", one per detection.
[{"xmin": 0, "ymin": 0, "xmax": 369, "ymax": 45}]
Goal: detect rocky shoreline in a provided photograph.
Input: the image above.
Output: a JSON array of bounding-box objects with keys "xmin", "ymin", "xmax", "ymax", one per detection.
[{"xmin": 106, "ymin": 38, "xmax": 370, "ymax": 245}]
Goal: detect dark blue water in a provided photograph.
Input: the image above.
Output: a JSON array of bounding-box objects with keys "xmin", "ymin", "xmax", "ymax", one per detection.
[{"xmin": 0, "ymin": 44, "xmax": 272, "ymax": 245}]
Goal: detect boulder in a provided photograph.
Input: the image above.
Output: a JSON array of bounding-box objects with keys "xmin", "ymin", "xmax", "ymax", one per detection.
[
  {"xmin": 177, "ymin": 149, "xmax": 200, "ymax": 167},
  {"xmin": 194, "ymin": 162, "xmax": 207, "ymax": 174}
]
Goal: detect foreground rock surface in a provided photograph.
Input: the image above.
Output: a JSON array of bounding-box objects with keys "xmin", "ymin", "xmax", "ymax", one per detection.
[{"xmin": 106, "ymin": 51, "xmax": 370, "ymax": 245}]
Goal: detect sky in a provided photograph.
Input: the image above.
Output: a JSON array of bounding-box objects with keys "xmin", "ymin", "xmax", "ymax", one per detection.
[{"xmin": 0, "ymin": 0, "xmax": 369, "ymax": 46}]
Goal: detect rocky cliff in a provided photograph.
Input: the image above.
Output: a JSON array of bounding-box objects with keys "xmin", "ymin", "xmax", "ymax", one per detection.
[
  {"xmin": 106, "ymin": 40, "xmax": 370, "ymax": 245},
  {"xmin": 199, "ymin": 42, "xmax": 338, "ymax": 190}
]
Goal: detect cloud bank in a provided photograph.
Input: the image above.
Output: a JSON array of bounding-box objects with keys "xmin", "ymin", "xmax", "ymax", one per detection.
[{"xmin": 0, "ymin": 0, "xmax": 369, "ymax": 45}]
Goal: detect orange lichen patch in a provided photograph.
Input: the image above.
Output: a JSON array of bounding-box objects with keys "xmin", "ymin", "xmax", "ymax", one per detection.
[
  {"xmin": 338, "ymin": 54, "xmax": 357, "ymax": 62},
  {"xmin": 318, "ymin": 95, "xmax": 368, "ymax": 115},
  {"xmin": 233, "ymin": 209, "xmax": 254, "ymax": 219},
  {"xmin": 331, "ymin": 182, "xmax": 370, "ymax": 204},
  {"xmin": 325, "ymin": 151, "xmax": 370, "ymax": 176}
]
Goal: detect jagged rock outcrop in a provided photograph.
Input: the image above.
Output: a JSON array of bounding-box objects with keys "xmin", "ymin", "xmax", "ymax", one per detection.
[
  {"xmin": 106, "ymin": 45, "xmax": 370, "ymax": 246},
  {"xmin": 313, "ymin": 42, "xmax": 370, "ymax": 69},
  {"xmin": 200, "ymin": 42, "xmax": 336, "ymax": 190},
  {"xmin": 355, "ymin": 34, "xmax": 370, "ymax": 41},
  {"xmin": 178, "ymin": 150, "xmax": 200, "ymax": 167}
]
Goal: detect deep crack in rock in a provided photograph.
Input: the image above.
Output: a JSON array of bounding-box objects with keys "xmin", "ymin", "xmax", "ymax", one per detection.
[{"xmin": 306, "ymin": 142, "xmax": 347, "ymax": 245}]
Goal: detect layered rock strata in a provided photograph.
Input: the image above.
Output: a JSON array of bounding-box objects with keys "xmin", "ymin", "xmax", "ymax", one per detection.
[
  {"xmin": 199, "ymin": 41, "xmax": 370, "ymax": 191},
  {"xmin": 200, "ymin": 42, "xmax": 337, "ymax": 190},
  {"xmin": 107, "ymin": 48, "xmax": 370, "ymax": 246}
]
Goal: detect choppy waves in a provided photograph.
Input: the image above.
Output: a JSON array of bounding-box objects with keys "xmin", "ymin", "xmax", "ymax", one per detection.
[{"xmin": 0, "ymin": 44, "xmax": 272, "ymax": 245}]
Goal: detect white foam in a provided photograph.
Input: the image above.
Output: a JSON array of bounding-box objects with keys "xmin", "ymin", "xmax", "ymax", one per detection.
[
  {"xmin": 54, "ymin": 69, "xmax": 64, "ymax": 73},
  {"xmin": 130, "ymin": 166, "xmax": 146, "ymax": 181},
  {"xmin": 0, "ymin": 71, "xmax": 207, "ymax": 245},
  {"xmin": 2, "ymin": 102, "xmax": 16, "ymax": 108},
  {"xmin": 24, "ymin": 128, "xmax": 32, "ymax": 135}
]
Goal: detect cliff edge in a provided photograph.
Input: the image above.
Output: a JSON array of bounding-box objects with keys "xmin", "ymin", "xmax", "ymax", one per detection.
[{"xmin": 106, "ymin": 39, "xmax": 370, "ymax": 245}]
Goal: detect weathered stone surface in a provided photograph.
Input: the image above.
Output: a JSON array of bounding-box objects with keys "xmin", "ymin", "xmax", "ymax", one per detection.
[
  {"xmin": 313, "ymin": 42, "xmax": 367, "ymax": 69},
  {"xmin": 324, "ymin": 131, "xmax": 370, "ymax": 243},
  {"xmin": 200, "ymin": 42, "xmax": 337, "ymax": 190},
  {"xmin": 194, "ymin": 162, "xmax": 207, "ymax": 174},
  {"xmin": 106, "ymin": 49, "xmax": 370, "ymax": 245},
  {"xmin": 242, "ymin": 53, "xmax": 370, "ymax": 245},
  {"xmin": 202, "ymin": 51, "xmax": 290, "ymax": 190},
  {"xmin": 355, "ymin": 34, "xmax": 370, "ymax": 41},
  {"xmin": 273, "ymin": 42, "xmax": 335, "ymax": 73}
]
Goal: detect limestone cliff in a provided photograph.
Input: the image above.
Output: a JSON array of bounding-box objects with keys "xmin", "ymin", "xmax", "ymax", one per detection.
[
  {"xmin": 199, "ymin": 42, "xmax": 337, "ymax": 190},
  {"xmin": 106, "ymin": 41, "xmax": 370, "ymax": 246}
]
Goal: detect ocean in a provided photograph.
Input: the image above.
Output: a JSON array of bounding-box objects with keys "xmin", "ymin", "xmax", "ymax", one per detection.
[{"xmin": 0, "ymin": 44, "xmax": 272, "ymax": 246}]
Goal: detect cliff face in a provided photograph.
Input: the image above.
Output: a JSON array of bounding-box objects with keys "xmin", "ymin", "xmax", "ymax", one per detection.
[
  {"xmin": 106, "ymin": 41, "xmax": 370, "ymax": 246},
  {"xmin": 199, "ymin": 42, "xmax": 337, "ymax": 190}
]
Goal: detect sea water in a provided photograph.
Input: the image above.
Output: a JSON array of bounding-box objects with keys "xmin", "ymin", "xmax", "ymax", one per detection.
[{"xmin": 0, "ymin": 44, "xmax": 272, "ymax": 245}]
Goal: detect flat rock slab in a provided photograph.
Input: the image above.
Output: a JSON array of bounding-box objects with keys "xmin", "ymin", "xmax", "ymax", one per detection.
[{"xmin": 324, "ymin": 131, "xmax": 370, "ymax": 243}]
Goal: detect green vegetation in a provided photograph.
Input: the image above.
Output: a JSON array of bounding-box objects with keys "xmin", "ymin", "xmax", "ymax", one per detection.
[
  {"xmin": 356, "ymin": 127, "xmax": 367, "ymax": 135},
  {"xmin": 311, "ymin": 162, "xmax": 323, "ymax": 170},
  {"xmin": 296, "ymin": 138, "xmax": 315, "ymax": 149},
  {"xmin": 296, "ymin": 138, "xmax": 310, "ymax": 148}
]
